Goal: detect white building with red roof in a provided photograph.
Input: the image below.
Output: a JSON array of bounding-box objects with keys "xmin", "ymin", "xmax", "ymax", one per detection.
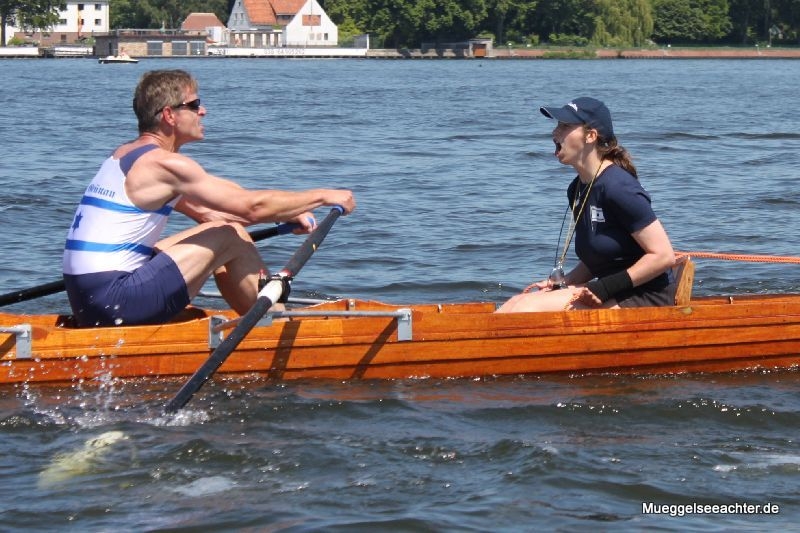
[{"xmin": 227, "ymin": 0, "xmax": 337, "ymax": 48}]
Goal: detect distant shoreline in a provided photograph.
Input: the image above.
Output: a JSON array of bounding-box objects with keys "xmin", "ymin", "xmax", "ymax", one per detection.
[
  {"xmin": 513, "ymin": 46, "xmax": 800, "ymax": 59},
  {"xmin": 2, "ymin": 45, "xmax": 799, "ymax": 60},
  {"xmin": 366, "ymin": 46, "xmax": 800, "ymax": 59}
]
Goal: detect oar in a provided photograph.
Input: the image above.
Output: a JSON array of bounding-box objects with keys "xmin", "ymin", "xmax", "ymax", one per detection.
[
  {"xmin": 0, "ymin": 280, "xmax": 65, "ymax": 307},
  {"xmin": 163, "ymin": 206, "xmax": 344, "ymax": 413},
  {"xmin": 0, "ymin": 222, "xmax": 300, "ymax": 308}
]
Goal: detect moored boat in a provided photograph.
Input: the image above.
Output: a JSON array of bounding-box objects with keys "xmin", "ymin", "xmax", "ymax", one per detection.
[
  {"xmin": 2, "ymin": 292, "xmax": 800, "ymax": 385},
  {"xmin": 98, "ymin": 54, "xmax": 138, "ymax": 64}
]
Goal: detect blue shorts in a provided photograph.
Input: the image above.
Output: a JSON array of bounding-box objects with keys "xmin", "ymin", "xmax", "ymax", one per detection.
[{"xmin": 64, "ymin": 252, "xmax": 190, "ymax": 327}]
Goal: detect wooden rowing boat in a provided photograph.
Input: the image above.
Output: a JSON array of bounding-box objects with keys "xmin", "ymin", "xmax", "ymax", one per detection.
[{"xmin": 3, "ymin": 292, "xmax": 800, "ymax": 384}]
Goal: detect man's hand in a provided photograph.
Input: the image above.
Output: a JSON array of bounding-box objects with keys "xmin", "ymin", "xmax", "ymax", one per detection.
[
  {"xmin": 289, "ymin": 212, "xmax": 317, "ymax": 234},
  {"xmin": 325, "ymin": 190, "xmax": 356, "ymax": 214}
]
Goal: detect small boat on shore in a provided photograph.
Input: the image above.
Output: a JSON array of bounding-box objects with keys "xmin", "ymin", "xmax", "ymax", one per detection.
[
  {"xmin": 98, "ymin": 54, "xmax": 138, "ymax": 64},
  {"xmin": 2, "ymin": 290, "xmax": 800, "ymax": 385}
]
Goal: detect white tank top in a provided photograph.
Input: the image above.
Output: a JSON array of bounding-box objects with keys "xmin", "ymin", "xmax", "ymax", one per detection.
[{"xmin": 63, "ymin": 144, "xmax": 180, "ymax": 275}]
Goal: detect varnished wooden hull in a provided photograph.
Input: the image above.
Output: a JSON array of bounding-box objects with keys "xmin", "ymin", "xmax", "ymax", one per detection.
[{"xmin": 2, "ymin": 295, "xmax": 800, "ymax": 384}]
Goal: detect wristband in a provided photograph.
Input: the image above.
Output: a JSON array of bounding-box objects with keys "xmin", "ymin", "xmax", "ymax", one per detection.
[{"xmin": 585, "ymin": 270, "xmax": 633, "ymax": 302}]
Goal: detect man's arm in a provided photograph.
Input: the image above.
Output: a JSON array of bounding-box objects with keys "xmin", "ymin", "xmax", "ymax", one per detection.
[
  {"xmin": 175, "ymin": 197, "xmax": 253, "ymax": 225},
  {"xmin": 129, "ymin": 150, "xmax": 356, "ymax": 223}
]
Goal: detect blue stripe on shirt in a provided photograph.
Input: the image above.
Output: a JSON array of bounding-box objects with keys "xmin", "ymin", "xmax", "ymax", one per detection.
[
  {"xmin": 80, "ymin": 195, "xmax": 173, "ymax": 216},
  {"xmin": 65, "ymin": 239, "xmax": 154, "ymax": 256}
]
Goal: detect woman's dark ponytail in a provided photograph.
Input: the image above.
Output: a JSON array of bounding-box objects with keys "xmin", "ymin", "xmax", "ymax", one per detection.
[{"xmin": 599, "ymin": 138, "xmax": 638, "ymax": 179}]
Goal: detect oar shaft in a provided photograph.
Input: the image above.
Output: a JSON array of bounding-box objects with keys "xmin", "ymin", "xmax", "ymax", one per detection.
[
  {"xmin": 0, "ymin": 222, "xmax": 300, "ymax": 307},
  {"xmin": 163, "ymin": 283, "xmax": 281, "ymax": 414},
  {"xmin": 282, "ymin": 208, "xmax": 343, "ymax": 277},
  {"xmin": 0, "ymin": 280, "xmax": 65, "ymax": 307},
  {"xmin": 164, "ymin": 207, "xmax": 343, "ymax": 413}
]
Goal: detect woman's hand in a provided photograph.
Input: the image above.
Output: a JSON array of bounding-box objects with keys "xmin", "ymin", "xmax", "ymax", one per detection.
[{"xmin": 567, "ymin": 286, "xmax": 604, "ymax": 308}]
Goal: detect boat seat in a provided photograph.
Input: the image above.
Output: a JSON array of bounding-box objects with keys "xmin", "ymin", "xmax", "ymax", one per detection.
[{"xmin": 673, "ymin": 255, "xmax": 695, "ymax": 306}]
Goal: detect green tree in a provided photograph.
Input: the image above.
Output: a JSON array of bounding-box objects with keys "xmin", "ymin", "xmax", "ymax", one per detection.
[
  {"xmin": 726, "ymin": 0, "xmax": 797, "ymax": 43},
  {"xmin": 0, "ymin": 0, "xmax": 23, "ymax": 44},
  {"xmin": 532, "ymin": 0, "xmax": 595, "ymax": 40},
  {"xmin": 109, "ymin": 0, "xmax": 231, "ymax": 29},
  {"xmin": 652, "ymin": 0, "xmax": 732, "ymax": 43},
  {"xmin": 323, "ymin": 0, "xmax": 421, "ymax": 48},
  {"xmin": 1, "ymin": 0, "xmax": 60, "ymax": 44},
  {"xmin": 109, "ymin": 0, "xmax": 152, "ymax": 28},
  {"xmin": 699, "ymin": 0, "xmax": 733, "ymax": 39},
  {"xmin": 416, "ymin": 0, "xmax": 488, "ymax": 43},
  {"xmin": 592, "ymin": 0, "xmax": 653, "ymax": 46},
  {"xmin": 323, "ymin": 0, "xmax": 488, "ymax": 48},
  {"xmin": 320, "ymin": 0, "xmax": 366, "ymax": 44},
  {"xmin": 776, "ymin": 0, "xmax": 800, "ymax": 42},
  {"xmin": 485, "ymin": 0, "xmax": 536, "ymax": 44}
]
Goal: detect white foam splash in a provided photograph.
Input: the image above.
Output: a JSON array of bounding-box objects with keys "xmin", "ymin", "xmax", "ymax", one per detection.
[
  {"xmin": 38, "ymin": 430, "xmax": 128, "ymax": 488},
  {"xmin": 714, "ymin": 452, "xmax": 800, "ymax": 473},
  {"xmin": 171, "ymin": 475, "xmax": 238, "ymax": 496}
]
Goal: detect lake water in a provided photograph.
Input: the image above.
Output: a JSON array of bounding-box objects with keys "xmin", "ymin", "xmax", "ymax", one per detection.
[{"xmin": 1, "ymin": 57, "xmax": 799, "ymax": 531}]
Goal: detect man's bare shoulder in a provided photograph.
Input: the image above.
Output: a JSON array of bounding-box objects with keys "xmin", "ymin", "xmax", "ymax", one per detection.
[
  {"xmin": 112, "ymin": 139, "xmax": 155, "ymax": 160},
  {"xmin": 122, "ymin": 143, "xmax": 199, "ymax": 206}
]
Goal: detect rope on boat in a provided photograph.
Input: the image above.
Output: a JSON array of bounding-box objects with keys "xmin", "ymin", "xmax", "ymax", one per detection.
[{"xmin": 676, "ymin": 251, "xmax": 800, "ymax": 264}]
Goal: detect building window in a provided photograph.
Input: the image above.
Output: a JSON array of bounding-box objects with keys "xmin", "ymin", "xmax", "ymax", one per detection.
[
  {"xmin": 95, "ymin": 19, "xmax": 101, "ymax": 25},
  {"xmin": 95, "ymin": 3, "xmax": 102, "ymax": 9},
  {"xmin": 190, "ymin": 41, "xmax": 205, "ymax": 55},
  {"xmin": 324, "ymin": 33, "xmax": 329, "ymax": 41},
  {"xmin": 172, "ymin": 41, "xmax": 188, "ymax": 55},
  {"xmin": 146, "ymin": 41, "xmax": 163, "ymax": 55}
]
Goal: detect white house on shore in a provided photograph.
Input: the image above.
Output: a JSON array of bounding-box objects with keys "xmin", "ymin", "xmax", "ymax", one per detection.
[
  {"xmin": 227, "ymin": 0, "xmax": 337, "ymax": 48},
  {"xmin": 180, "ymin": 12, "xmax": 227, "ymax": 45},
  {"xmin": 7, "ymin": 0, "xmax": 109, "ymax": 46}
]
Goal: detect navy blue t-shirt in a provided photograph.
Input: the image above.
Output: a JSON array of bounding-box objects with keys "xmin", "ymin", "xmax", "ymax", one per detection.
[{"xmin": 568, "ymin": 165, "xmax": 664, "ymax": 285}]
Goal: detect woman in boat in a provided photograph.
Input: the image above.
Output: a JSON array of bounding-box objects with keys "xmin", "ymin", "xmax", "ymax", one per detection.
[
  {"xmin": 497, "ymin": 97, "xmax": 675, "ymax": 313},
  {"xmin": 63, "ymin": 69, "xmax": 355, "ymax": 327}
]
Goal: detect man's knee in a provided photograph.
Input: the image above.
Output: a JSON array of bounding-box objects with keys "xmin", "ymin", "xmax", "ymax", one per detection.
[{"xmin": 200, "ymin": 221, "xmax": 253, "ymax": 246}]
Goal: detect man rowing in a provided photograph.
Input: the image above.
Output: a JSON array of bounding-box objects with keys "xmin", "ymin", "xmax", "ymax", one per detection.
[{"xmin": 63, "ymin": 69, "xmax": 355, "ymax": 327}]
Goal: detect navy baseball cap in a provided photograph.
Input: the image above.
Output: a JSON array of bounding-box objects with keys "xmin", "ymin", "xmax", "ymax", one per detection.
[{"xmin": 540, "ymin": 97, "xmax": 615, "ymax": 141}]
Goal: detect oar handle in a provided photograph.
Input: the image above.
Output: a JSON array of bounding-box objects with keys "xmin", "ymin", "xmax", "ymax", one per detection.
[
  {"xmin": 248, "ymin": 222, "xmax": 301, "ymax": 241},
  {"xmin": 0, "ymin": 222, "xmax": 300, "ymax": 308},
  {"xmin": 163, "ymin": 207, "xmax": 344, "ymax": 413}
]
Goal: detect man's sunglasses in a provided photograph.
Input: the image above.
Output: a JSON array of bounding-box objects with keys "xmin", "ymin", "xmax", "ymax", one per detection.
[
  {"xmin": 173, "ymin": 98, "xmax": 202, "ymax": 111},
  {"xmin": 156, "ymin": 98, "xmax": 202, "ymax": 117}
]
